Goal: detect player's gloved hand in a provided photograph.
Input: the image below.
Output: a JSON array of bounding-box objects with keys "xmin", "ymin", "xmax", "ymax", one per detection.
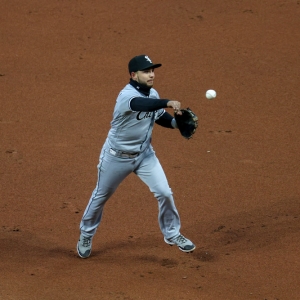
[{"xmin": 174, "ymin": 108, "xmax": 198, "ymax": 139}]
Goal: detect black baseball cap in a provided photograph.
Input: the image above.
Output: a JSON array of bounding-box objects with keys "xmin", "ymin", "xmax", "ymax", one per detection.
[{"xmin": 128, "ymin": 55, "xmax": 162, "ymax": 73}]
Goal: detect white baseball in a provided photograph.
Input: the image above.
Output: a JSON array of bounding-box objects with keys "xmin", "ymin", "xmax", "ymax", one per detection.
[{"xmin": 206, "ymin": 89, "xmax": 217, "ymax": 99}]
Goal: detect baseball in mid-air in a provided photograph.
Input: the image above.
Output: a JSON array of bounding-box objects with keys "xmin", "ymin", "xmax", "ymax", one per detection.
[{"xmin": 206, "ymin": 89, "xmax": 217, "ymax": 100}]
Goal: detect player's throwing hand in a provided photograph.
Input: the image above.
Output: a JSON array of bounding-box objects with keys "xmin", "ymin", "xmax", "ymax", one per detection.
[{"xmin": 167, "ymin": 100, "xmax": 182, "ymax": 115}]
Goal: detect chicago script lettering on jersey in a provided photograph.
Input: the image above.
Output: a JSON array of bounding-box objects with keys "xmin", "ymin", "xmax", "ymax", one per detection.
[{"xmin": 136, "ymin": 111, "xmax": 156, "ymax": 120}]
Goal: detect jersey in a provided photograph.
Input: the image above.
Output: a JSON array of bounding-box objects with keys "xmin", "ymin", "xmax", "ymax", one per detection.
[{"xmin": 107, "ymin": 83, "xmax": 165, "ymax": 153}]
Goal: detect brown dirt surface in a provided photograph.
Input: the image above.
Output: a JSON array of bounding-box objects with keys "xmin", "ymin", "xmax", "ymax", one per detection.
[{"xmin": 1, "ymin": 1, "xmax": 300, "ymax": 299}]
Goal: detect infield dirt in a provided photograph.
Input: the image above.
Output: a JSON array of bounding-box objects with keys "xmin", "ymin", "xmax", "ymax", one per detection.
[{"xmin": 1, "ymin": 1, "xmax": 299, "ymax": 299}]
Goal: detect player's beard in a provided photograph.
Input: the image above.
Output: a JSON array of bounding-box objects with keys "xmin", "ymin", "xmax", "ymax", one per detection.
[
  {"xmin": 137, "ymin": 75, "xmax": 154, "ymax": 88},
  {"xmin": 140, "ymin": 81, "xmax": 153, "ymax": 89}
]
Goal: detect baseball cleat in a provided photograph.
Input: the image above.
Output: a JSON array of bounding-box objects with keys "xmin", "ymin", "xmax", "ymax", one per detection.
[
  {"xmin": 77, "ymin": 234, "xmax": 92, "ymax": 258},
  {"xmin": 164, "ymin": 234, "xmax": 196, "ymax": 253}
]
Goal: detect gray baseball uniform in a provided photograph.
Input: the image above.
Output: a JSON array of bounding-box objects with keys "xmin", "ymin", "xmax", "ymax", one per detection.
[{"xmin": 79, "ymin": 82, "xmax": 181, "ymax": 239}]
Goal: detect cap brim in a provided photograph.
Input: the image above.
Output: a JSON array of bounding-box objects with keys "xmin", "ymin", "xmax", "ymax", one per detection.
[{"xmin": 140, "ymin": 63, "xmax": 162, "ymax": 71}]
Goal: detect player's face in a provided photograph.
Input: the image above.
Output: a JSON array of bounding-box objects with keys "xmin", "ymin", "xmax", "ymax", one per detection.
[{"xmin": 132, "ymin": 68, "xmax": 155, "ymax": 87}]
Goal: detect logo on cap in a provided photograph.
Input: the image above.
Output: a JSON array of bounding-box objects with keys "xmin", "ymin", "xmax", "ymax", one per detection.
[{"xmin": 145, "ymin": 55, "xmax": 152, "ymax": 63}]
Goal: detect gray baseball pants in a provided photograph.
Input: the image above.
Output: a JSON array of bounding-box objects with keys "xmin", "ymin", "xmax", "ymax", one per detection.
[{"xmin": 79, "ymin": 140, "xmax": 181, "ymax": 239}]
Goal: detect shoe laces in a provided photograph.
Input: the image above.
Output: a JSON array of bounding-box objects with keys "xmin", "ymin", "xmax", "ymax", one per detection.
[
  {"xmin": 175, "ymin": 235, "xmax": 187, "ymax": 243},
  {"xmin": 82, "ymin": 236, "xmax": 91, "ymax": 247}
]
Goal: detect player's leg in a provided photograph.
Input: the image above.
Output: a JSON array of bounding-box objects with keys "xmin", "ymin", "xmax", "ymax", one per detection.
[
  {"xmin": 135, "ymin": 147, "xmax": 195, "ymax": 252},
  {"xmin": 78, "ymin": 146, "xmax": 134, "ymax": 258},
  {"xmin": 80, "ymin": 150, "xmax": 135, "ymax": 235},
  {"xmin": 135, "ymin": 148, "xmax": 180, "ymax": 237}
]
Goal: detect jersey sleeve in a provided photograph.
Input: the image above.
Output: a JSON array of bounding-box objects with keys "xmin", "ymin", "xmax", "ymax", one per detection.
[
  {"xmin": 115, "ymin": 87, "xmax": 141, "ymax": 114},
  {"xmin": 155, "ymin": 108, "xmax": 165, "ymax": 120},
  {"xmin": 155, "ymin": 111, "xmax": 174, "ymax": 128}
]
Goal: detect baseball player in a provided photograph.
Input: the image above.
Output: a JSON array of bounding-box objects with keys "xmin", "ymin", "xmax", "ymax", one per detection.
[{"xmin": 77, "ymin": 55, "xmax": 196, "ymax": 258}]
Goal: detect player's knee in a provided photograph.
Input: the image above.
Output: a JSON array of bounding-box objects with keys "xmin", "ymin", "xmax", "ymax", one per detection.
[{"xmin": 154, "ymin": 187, "xmax": 173, "ymax": 200}]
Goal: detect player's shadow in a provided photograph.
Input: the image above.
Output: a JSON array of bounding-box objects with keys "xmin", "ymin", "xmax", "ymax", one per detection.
[{"xmin": 0, "ymin": 230, "xmax": 181, "ymax": 267}]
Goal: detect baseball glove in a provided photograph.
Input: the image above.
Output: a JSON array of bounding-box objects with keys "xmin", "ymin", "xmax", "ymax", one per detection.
[{"xmin": 174, "ymin": 108, "xmax": 198, "ymax": 139}]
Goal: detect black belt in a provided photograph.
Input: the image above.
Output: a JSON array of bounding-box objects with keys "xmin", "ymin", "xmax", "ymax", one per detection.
[{"xmin": 109, "ymin": 148, "xmax": 139, "ymax": 158}]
